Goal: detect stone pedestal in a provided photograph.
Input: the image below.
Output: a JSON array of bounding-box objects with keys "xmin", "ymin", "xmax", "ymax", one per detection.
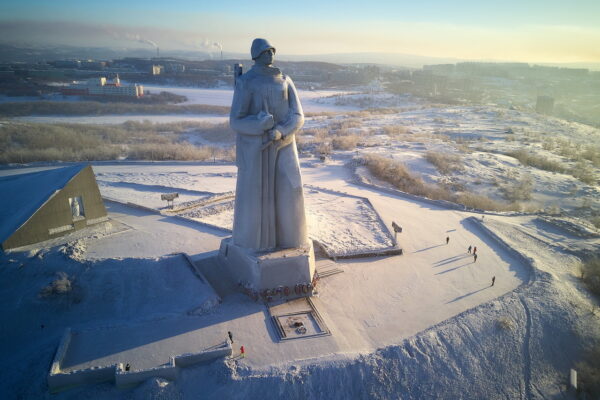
[{"xmin": 218, "ymin": 237, "xmax": 315, "ymax": 295}]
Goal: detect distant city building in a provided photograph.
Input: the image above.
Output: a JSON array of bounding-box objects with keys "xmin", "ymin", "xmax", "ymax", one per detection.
[
  {"xmin": 536, "ymin": 95, "xmax": 554, "ymax": 114},
  {"xmin": 165, "ymin": 63, "xmax": 185, "ymax": 73},
  {"xmin": 424, "ymin": 64, "xmax": 455, "ymax": 75},
  {"xmin": 50, "ymin": 60, "xmax": 107, "ymax": 70},
  {"xmin": 151, "ymin": 65, "xmax": 164, "ymax": 75},
  {"xmin": 26, "ymin": 70, "xmax": 67, "ymax": 79},
  {"xmin": 559, "ymin": 68, "xmax": 588, "ymax": 78},
  {"xmin": 51, "ymin": 60, "xmax": 82, "ymax": 69},
  {"xmin": 60, "ymin": 76, "xmax": 144, "ymax": 97},
  {"xmin": 80, "ymin": 60, "xmax": 107, "ymax": 70}
]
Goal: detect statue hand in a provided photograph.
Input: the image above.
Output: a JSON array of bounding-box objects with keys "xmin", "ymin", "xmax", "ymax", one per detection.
[
  {"xmin": 258, "ymin": 112, "xmax": 275, "ymax": 130},
  {"xmin": 269, "ymin": 128, "xmax": 282, "ymax": 141}
]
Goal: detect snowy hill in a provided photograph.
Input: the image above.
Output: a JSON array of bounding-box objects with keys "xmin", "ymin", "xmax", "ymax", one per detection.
[{"xmin": 0, "ymin": 160, "xmax": 598, "ymax": 399}]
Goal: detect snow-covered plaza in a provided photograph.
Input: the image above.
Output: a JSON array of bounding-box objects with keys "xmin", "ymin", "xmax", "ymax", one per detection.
[{"xmin": 4, "ymin": 159, "xmax": 595, "ymax": 399}]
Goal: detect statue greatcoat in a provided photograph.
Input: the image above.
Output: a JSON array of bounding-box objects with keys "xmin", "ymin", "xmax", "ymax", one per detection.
[{"xmin": 229, "ymin": 59, "xmax": 308, "ymax": 251}]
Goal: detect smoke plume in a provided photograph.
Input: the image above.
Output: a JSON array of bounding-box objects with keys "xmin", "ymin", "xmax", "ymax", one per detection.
[{"xmin": 126, "ymin": 33, "xmax": 157, "ymax": 48}]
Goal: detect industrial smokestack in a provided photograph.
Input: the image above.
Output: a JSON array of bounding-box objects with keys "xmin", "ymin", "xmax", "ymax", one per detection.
[{"xmin": 213, "ymin": 42, "xmax": 223, "ymax": 61}]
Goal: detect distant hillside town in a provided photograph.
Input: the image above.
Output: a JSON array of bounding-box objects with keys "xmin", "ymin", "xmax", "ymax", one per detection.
[
  {"xmin": 60, "ymin": 76, "xmax": 144, "ymax": 98},
  {"xmin": 1, "ymin": 54, "xmax": 599, "ymax": 126}
]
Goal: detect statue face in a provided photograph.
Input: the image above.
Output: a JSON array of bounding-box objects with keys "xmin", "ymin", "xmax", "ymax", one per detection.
[{"xmin": 255, "ymin": 48, "xmax": 275, "ymax": 66}]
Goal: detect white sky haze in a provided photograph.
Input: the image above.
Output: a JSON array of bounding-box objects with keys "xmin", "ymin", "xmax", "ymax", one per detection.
[{"xmin": 1, "ymin": 0, "xmax": 599, "ymax": 63}]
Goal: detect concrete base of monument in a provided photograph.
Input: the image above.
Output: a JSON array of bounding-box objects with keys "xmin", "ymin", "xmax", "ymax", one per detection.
[{"xmin": 218, "ymin": 237, "xmax": 316, "ymax": 298}]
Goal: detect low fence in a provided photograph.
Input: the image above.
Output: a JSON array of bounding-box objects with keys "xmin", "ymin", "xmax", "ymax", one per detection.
[
  {"xmin": 48, "ymin": 333, "xmax": 232, "ymax": 392},
  {"xmin": 115, "ymin": 359, "xmax": 178, "ymax": 388}
]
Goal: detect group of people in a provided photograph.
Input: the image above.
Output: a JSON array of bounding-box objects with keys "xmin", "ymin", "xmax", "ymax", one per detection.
[
  {"xmin": 446, "ymin": 238, "xmax": 479, "ymax": 264},
  {"xmin": 446, "ymin": 237, "xmax": 480, "ymax": 262},
  {"xmin": 446, "ymin": 238, "xmax": 496, "ymax": 286},
  {"xmin": 468, "ymin": 244, "xmax": 495, "ymax": 286},
  {"xmin": 467, "ymin": 245, "xmax": 478, "ymax": 262}
]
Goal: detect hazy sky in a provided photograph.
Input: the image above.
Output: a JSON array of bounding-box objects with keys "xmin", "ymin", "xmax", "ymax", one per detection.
[{"xmin": 1, "ymin": 0, "xmax": 599, "ymax": 63}]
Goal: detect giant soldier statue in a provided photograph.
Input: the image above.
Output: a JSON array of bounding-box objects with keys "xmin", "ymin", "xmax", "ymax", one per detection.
[{"xmin": 219, "ymin": 38, "xmax": 315, "ymax": 296}]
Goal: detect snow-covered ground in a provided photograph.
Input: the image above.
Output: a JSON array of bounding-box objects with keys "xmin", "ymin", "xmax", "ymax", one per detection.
[
  {"xmin": 12, "ymin": 114, "xmax": 229, "ymax": 125},
  {"xmin": 6, "ymin": 86, "xmax": 360, "ymax": 125},
  {"xmin": 299, "ymin": 102, "xmax": 600, "ymax": 217},
  {"xmin": 142, "ymin": 85, "xmax": 360, "ymax": 113},
  {"xmin": 143, "ymin": 86, "xmax": 233, "ymax": 107},
  {"xmin": 9, "ymin": 85, "xmax": 597, "ymax": 220},
  {"xmin": 0, "ymin": 93, "xmax": 81, "ymax": 104},
  {"xmin": 1, "ymin": 160, "xmax": 598, "ymax": 399},
  {"xmin": 1, "ymin": 84, "xmax": 600, "ymax": 398},
  {"xmin": 94, "ymin": 165, "xmax": 396, "ymax": 256},
  {"xmin": 12, "ymin": 87, "xmax": 592, "ymax": 218}
]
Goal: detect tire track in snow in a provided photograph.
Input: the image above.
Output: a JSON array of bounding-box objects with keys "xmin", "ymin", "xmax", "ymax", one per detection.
[{"xmin": 519, "ymin": 296, "xmax": 533, "ymax": 400}]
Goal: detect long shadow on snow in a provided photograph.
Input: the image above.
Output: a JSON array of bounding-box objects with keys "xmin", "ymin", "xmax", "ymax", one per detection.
[
  {"xmin": 445, "ymin": 285, "xmax": 489, "ymax": 303},
  {"xmin": 433, "ymin": 253, "xmax": 472, "ymax": 267},
  {"xmin": 525, "ymin": 218, "xmax": 577, "ymax": 243},
  {"xmin": 459, "ymin": 217, "xmax": 530, "ymax": 285},
  {"xmin": 60, "ymin": 291, "xmax": 263, "ymax": 369},
  {"xmin": 59, "ymin": 251, "xmax": 258, "ymax": 369},
  {"xmin": 435, "ymin": 261, "xmax": 474, "ymax": 275},
  {"xmin": 105, "ymin": 201, "xmax": 230, "ymax": 236}
]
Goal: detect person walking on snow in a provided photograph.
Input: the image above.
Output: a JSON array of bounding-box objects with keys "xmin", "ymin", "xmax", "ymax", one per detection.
[
  {"xmin": 228, "ymin": 331, "xmax": 234, "ymax": 343},
  {"xmin": 446, "ymin": 236, "xmax": 450, "ymax": 245},
  {"xmin": 240, "ymin": 345, "xmax": 245, "ymax": 358},
  {"xmin": 491, "ymin": 276, "xmax": 495, "ymax": 286},
  {"xmin": 468, "ymin": 245, "xmax": 472, "ymax": 254},
  {"xmin": 474, "ymin": 253, "xmax": 478, "ymax": 262},
  {"xmin": 473, "ymin": 246, "xmax": 477, "ymax": 255}
]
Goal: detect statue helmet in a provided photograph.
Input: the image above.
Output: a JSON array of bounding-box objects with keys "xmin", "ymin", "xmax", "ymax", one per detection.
[{"xmin": 251, "ymin": 38, "xmax": 276, "ymax": 60}]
